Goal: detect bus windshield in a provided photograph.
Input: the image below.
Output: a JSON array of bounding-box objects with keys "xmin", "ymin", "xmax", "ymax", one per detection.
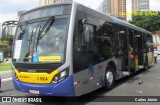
[
  {"xmin": 13, "ymin": 4, "xmax": 71, "ymax": 64},
  {"xmin": 13, "ymin": 18, "xmax": 69, "ymax": 63}
]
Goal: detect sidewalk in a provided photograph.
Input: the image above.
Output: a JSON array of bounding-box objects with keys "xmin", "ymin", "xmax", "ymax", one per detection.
[
  {"xmin": 0, "ymin": 70, "xmax": 12, "ymax": 80},
  {"xmin": 3, "ymin": 58, "xmax": 12, "ymax": 63},
  {"xmin": 0, "ymin": 58, "xmax": 12, "ymax": 80}
]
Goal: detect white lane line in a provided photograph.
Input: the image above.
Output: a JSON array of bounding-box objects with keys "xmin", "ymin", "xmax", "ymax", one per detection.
[{"xmin": 1, "ymin": 78, "xmax": 12, "ymax": 82}]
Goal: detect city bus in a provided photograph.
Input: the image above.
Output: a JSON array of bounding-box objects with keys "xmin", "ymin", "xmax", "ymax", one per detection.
[{"xmin": 11, "ymin": 2, "xmax": 154, "ymax": 96}]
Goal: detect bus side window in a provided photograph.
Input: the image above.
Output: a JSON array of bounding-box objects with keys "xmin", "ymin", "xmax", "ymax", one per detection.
[
  {"xmin": 78, "ymin": 23, "xmax": 96, "ymax": 51},
  {"xmin": 97, "ymin": 22, "xmax": 116, "ymax": 56}
]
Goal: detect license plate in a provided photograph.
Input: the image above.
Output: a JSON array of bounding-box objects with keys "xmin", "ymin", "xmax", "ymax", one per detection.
[{"xmin": 29, "ymin": 90, "xmax": 40, "ymax": 94}]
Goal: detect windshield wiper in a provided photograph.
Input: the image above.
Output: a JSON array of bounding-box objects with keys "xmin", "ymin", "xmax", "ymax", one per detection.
[
  {"xmin": 24, "ymin": 28, "xmax": 34, "ymax": 60},
  {"xmin": 37, "ymin": 16, "xmax": 55, "ymax": 40},
  {"xmin": 29, "ymin": 29, "xmax": 34, "ymax": 43},
  {"xmin": 28, "ymin": 28, "xmax": 34, "ymax": 52},
  {"xmin": 36, "ymin": 16, "xmax": 55, "ymax": 51}
]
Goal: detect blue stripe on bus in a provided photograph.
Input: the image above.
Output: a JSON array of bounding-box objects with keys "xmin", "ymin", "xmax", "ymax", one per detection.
[{"xmin": 12, "ymin": 75, "xmax": 75, "ymax": 96}]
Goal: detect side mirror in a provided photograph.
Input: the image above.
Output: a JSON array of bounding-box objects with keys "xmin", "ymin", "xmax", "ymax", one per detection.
[
  {"xmin": 82, "ymin": 19, "xmax": 86, "ymax": 24},
  {"xmin": 83, "ymin": 27, "xmax": 90, "ymax": 44}
]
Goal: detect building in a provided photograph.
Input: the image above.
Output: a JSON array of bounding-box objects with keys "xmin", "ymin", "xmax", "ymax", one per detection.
[
  {"xmin": 98, "ymin": 0, "xmax": 126, "ymax": 21},
  {"xmin": 111, "ymin": 0, "xmax": 126, "ymax": 21},
  {"xmin": 39, "ymin": 0, "xmax": 72, "ymax": 6},
  {"xmin": 98, "ymin": 0, "xmax": 111, "ymax": 15},
  {"xmin": 132, "ymin": 0, "xmax": 150, "ymax": 12},
  {"xmin": 7, "ymin": 25, "xmax": 16, "ymax": 36},
  {"xmin": 2, "ymin": 21, "xmax": 18, "ymax": 36},
  {"xmin": 2, "ymin": 25, "xmax": 17, "ymax": 36}
]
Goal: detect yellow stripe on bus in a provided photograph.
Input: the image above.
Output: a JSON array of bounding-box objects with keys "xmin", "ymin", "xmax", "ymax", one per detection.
[{"xmin": 14, "ymin": 69, "xmax": 58, "ymax": 84}]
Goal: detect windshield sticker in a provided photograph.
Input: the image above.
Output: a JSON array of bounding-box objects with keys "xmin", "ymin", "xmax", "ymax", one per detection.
[
  {"xmin": 39, "ymin": 56, "xmax": 61, "ymax": 62},
  {"xmin": 13, "ymin": 40, "xmax": 22, "ymax": 59},
  {"xmin": 33, "ymin": 54, "xmax": 39, "ymax": 63}
]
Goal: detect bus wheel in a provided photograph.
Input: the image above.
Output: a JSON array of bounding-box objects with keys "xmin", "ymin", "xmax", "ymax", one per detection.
[{"xmin": 104, "ymin": 65, "xmax": 115, "ymax": 90}]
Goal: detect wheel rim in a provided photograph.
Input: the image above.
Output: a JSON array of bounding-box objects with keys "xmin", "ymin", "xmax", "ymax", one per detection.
[{"xmin": 106, "ymin": 70, "xmax": 113, "ymax": 86}]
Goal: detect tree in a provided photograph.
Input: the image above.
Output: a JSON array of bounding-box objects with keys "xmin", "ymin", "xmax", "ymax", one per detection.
[
  {"xmin": 129, "ymin": 11, "xmax": 160, "ymax": 33},
  {"xmin": 0, "ymin": 35, "xmax": 14, "ymax": 57},
  {"xmin": 0, "ymin": 40, "xmax": 8, "ymax": 46},
  {"xmin": 4, "ymin": 35, "xmax": 14, "ymax": 46}
]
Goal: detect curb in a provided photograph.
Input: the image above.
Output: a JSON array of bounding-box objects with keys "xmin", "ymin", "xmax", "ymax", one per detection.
[
  {"xmin": 1, "ymin": 78, "xmax": 12, "ymax": 82},
  {"xmin": 0, "ymin": 70, "xmax": 12, "ymax": 74}
]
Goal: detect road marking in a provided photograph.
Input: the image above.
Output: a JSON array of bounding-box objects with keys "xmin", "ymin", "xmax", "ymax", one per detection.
[{"xmin": 1, "ymin": 78, "xmax": 12, "ymax": 82}]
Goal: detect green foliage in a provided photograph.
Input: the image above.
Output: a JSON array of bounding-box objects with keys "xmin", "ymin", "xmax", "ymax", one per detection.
[
  {"xmin": 0, "ymin": 63, "xmax": 12, "ymax": 72},
  {"xmin": 0, "ymin": 46, "xmax": 12, "ymax": 52},
  {"xmin": 157, "ymin": 31, "xmax": 160, "ymax": 35},
  {"xmin": 4, "ymin": 35, "xmax": 14, "ymax": 46},
  {"xmin": 0, "ymin": 35, "xmax": 14, "ymax": 55},
  {"xmin": 129, "ymin": 11, "xmax": 160, "ymax": 33}
]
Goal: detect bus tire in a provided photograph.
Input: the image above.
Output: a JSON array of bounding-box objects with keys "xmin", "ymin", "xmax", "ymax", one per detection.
[
  {"xmin": 103, "ymin": 65, "xmax": 116, "ymax": 90},
  {"xmin": 144, "ymin": 57, "xmax": 148, "ymax": 70}
]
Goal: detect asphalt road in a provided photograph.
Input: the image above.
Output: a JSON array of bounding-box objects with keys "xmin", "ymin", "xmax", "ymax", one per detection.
[{"xmin": 0, "ymin": 62, "xmax": 160, "ymax": 105}]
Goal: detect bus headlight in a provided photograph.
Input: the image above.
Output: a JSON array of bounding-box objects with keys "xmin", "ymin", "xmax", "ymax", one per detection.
[{"xmin": 52, "ymin": 68, "xmax": 69, "ymax": 83}]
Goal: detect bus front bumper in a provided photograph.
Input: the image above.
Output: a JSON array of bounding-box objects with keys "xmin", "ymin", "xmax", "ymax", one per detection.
[{"xmin": 12, "ymin": 76, "xmax": 75, "ymax": 96}]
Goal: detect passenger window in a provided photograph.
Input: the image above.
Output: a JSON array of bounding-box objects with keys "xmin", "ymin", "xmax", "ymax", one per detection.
[
  {"xmin": 82, "ymin": 24, "xmax": 95, "ymax": 49},
  {"xmin": 97, "ymin": 22, "xmax": 116, "ymax": 56}
]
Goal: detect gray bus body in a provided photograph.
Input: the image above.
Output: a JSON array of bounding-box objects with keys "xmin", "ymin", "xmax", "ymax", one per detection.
[
  {"xmin": 12, "ymin": 2, "xmax": 153, "ymax": 96},
  {"xmin": 70, "ymin": 2, "xmax": 153, "ymax": 96}
]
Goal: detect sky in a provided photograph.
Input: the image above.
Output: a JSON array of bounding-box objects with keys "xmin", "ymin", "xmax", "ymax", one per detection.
[{"xmin": 0, "ymin": 0, "xmax": 160, "ymax": 24}]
